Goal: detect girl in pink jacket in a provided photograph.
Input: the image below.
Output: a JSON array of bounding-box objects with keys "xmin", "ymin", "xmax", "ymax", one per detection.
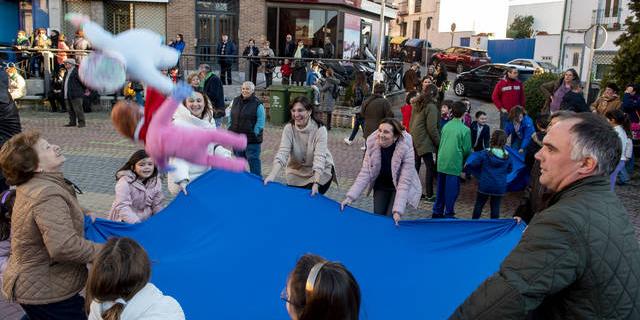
[
  {"xmin": 341, "ymin": 118, "xmax": 422, "ymax": 225},
  {"xmin": 110, "ymin": 150, "xmax": 164, "ymax": 223}
]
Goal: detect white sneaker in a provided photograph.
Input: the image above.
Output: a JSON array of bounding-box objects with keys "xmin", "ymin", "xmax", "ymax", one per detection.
[
  {"xmin": 343, "ymin": 137, "xmax": 353, "ymax": 145},
  {"xmin": 360, "ymin": 145, "xmax": 366, "ymax": 151}
]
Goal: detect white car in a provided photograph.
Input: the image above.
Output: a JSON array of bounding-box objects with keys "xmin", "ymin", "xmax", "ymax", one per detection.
[{"xmin": 506, "ymin": 59, "xmax": 558, "ymax": 73}]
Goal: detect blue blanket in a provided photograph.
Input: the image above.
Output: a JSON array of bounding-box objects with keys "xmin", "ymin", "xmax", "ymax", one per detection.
[{"xmin": 85, "ymin": 171, "xmax": 525, "ymax": 319}]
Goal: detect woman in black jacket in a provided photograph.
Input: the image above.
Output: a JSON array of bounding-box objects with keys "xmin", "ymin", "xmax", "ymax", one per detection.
[
  {"xmin": 292, "ymin": 40, "xmax": 309, "ymax": 86},
  {"xmin": 242, "ymin": 39, "xmax": 261, "ymax": 85}
]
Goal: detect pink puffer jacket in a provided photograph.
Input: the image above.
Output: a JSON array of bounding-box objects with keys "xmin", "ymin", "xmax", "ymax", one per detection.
[
  {"xmin": 346, "ymin": 131, "xmax": 422, "ymax": 214},
  {"xmin": 109, "ymin": 170, "xmax": 164, "ymax": 223}
]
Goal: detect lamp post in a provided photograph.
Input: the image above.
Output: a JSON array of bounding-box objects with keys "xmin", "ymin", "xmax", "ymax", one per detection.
[{"xmin": 373, "ymin": 0, "xmax": 386, "ymax": 91}]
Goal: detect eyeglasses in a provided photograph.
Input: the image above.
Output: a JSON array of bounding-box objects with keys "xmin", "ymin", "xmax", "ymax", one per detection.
[{"xmin": 280, "ymin": 287, "xmax": 302, "ymax": 307}]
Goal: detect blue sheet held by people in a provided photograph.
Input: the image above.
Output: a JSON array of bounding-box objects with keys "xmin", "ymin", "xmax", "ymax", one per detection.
[
  {"xmin": 84, "ymin": 170, "xmax": 525, "ymax": 319},
  {"xmin": 465, "ymin": 146, "xmax": 529, "ymax": 192}
]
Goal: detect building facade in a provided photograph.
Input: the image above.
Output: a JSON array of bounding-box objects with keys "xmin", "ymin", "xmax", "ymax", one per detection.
[{"xmin": 560, "ymin": 0, "xmax": 630, "ymax": 81}]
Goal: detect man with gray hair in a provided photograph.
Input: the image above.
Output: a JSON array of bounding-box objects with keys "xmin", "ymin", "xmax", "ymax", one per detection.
[
  {"xmin": 228, "ymin": 81, "xmax": 265, "ymax": 176},
  {"xmin": 198, "ymin": 63, "xmax": 225, "ymax": 127},
  {"xmin": 451, "ymin": 112, "xmax": 640, "ymax": 319}
]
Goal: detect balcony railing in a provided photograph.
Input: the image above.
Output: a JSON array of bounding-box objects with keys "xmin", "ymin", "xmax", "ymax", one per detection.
[{"xmin": 592, "ymin": 8, "xmax": 623, "ymax": 30}]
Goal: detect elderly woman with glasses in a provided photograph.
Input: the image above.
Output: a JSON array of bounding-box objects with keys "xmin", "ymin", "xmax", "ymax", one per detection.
[
  {"xmin": 0, "ymin": 131, "xmax": 102, "ymax": 319},
  {"xmin": 264, "ymin": 96, "xmax": 335, "ymax": 195},
  {"xmin": 228, "ymin": 81, "xmax": 266, "ymax": 176},
  {"xmin": 282, "ymin": 254, "xmax": 360, "ymax": 320}
]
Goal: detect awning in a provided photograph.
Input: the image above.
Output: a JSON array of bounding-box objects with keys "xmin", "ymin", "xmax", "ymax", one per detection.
[
  {"xmin": 390, "ymin": 36, "xmax": 407, "ymax": 45},
  {"xmin": 404, "ymin": 39, "xmax": 424, "ymax": 47}
]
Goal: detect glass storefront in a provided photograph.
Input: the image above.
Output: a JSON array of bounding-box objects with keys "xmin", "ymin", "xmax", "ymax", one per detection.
[
  {"xmin": 267, "ymin": 7, "xmax": 338, "ymax": 57},
  {"xmin": 196, "ymin": 0, "xmax": 239, "ymax": 65}
]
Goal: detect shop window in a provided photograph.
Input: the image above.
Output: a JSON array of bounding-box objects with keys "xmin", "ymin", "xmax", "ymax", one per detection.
[
  {"xmin": 412, "ymin": 20, "xmax": 420, "ymax": 39},
  {"xmin": 277, "ymin": 9, "xmax": 337, "ymax": 56},
  {"xmin": 104, "ymin": 2, "xmax": 132, "ymax": 34}
]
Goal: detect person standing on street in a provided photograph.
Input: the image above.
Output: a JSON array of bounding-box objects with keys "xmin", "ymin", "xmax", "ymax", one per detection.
[
  {"xmin": 217, "ymin": 34, "xmax": 236, "ymax": 85},
  {"xmin": 283, "ymin": 34, "xmax": 296, "ymax": 57},
  {"xmin": 242, "ymin": 39, "xmax": 260, "ymax": 85},
  {"xmin": 323, "ymin": 36, "xmax": 335, "ymax": 59},
  {"xmin": 228, "ymin": 82, "xmax": 265, "ymax": 176},
  {"xmin": 492, "ymin": 66, "xmax": 525, "ymax": 129},
  {"xmin": 259, "ymin": 41, "xmax": 275, "ymax": 88},
  {"xmin": 361, "ymin": 83, "xmax": 394, "ymax": 139},
  {"xmin": 0, "ymin": 71, "xmax": 21, "ymax": 191},
  {"xmin": 540, "ymin": 68, "xmax": 579, "ymax": 114},
  {"xmin": 198, "ymin": 64, "xmax": 226, "ymax": 127},
  {"xmin": 410, "ymin": 84, "xmax": 440, "ymax": 202},
  {"xmin": 450, "ymin": 113, "xmax": 640, "ymax": 319},
  {"xmin": 403, "ymin": 63, "xmax": 420, "ymax": 93},
  {"xmin": 62, "ymin": 58, "xmax": 86, "ymax": 128}
]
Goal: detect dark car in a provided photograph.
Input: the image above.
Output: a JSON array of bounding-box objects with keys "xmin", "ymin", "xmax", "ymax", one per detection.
[
  {"xmin": 453, "ymin": 63, "xmax": 534, "ymax": 100},
  {"xmin": 431, "ymin": 46, "xmax": 491, "ymax": 74}
]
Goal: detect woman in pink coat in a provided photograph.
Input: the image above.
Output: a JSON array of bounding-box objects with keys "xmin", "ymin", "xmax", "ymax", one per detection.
[
  {"xmin": 110, "ymin": 150, "xmax": 164, "ymax": 223},
  {"xmin": 341, "ymin": 118, "xmax": 422, "ymax": 225}
]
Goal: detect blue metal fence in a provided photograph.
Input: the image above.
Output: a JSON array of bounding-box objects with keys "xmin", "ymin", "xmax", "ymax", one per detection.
[{"xmin": 487, "ymin": 38, "xmax": 535, "ymax": 63}]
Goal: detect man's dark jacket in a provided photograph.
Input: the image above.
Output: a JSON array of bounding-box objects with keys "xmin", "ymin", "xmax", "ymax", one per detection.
[
  {"xmin": 451, "ymin": 176, "xmax": 640, "ymax": 319},
  {"xmin": 202, "ymin": 73, "xmax": 225, "ymax": 116},
  {"xmin": 63, "ymin": 67, "xmax": 85, "ymax": 99}
]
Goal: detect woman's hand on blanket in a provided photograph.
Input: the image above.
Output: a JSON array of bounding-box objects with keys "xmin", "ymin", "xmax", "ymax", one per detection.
[
  {"xmin": 393, "ymin": 212, "xmax": 401, "ymax": 226},
  {"xmin": 340, "ymin": 198, "xmax": 352, "ymax": 211},
  {"xmin": 310, "ymin": 183, "xmax": 319, "ymax": 197},
  {"xmin": 178, "ymin": 180, "xmax": 189, "ymax": 195}
]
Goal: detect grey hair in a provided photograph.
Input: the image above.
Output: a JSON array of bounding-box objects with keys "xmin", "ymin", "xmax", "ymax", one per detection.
[
  {"xmin": 242, "ymin": 81, "xmax": 255, "ymax": 93},
  {"xmin": 566, "ymin": 113, "xmax": 621, "ymax": 176}
]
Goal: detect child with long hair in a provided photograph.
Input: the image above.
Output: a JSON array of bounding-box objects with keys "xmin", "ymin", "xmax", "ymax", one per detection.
[
  {"xmin": 605, "ymin": 109, "xmax": 632, "ymax": 189},
  {"xmin": 110, "ymin": 150, "xmax": 164, "ymax": 223},
  {"xmin": 283, "ymin": 254, "xmax": 360, "ymax": 320},
  {"xmin": 86, "ymin": 237, "xmax": 184, "ymax": 320},
  {"xmin": 466, "ymin": 130, "xmax": 512, "ymax": 219}
]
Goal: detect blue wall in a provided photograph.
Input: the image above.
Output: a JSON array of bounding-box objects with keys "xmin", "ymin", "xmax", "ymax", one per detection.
[
  {"xmin": 487, "ymin": 38, "xmax": 535, "ymax": 63},
  {"xmin": 0, "ymin": 0, "xmax": 19, "ymax": 45},
  {"xmin": 33, "ymin": 0, "xmax": 50, "ymax": 30}
]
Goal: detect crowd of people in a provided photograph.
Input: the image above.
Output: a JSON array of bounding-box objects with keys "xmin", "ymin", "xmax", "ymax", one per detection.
[{"xmin": 1, "ymin": 27, "xmax": 640, "ymax": 318}]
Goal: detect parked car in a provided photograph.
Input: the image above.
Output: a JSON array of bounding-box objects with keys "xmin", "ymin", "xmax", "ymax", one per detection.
[
  {"xmin": 430, "ymin": 46, "xmax": 491, "ymax": 74},
  {"xmin": 507, "ymin": 59, "xmax": 558, "ymax": 74},
  {"xmin": 452, "ymin": 63, "xmax": 534, "ymax": 100}
]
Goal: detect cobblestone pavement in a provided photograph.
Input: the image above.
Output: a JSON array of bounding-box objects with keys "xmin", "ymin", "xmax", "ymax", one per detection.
[{"xmin": 3, "ymin": 90, "xmax": 639, "ymax": 319}]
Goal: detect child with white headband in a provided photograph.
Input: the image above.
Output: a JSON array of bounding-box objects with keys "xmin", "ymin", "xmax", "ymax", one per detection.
[{"xmin": 86, "ymin": 237, "xmax": 184, "ymax": 320}]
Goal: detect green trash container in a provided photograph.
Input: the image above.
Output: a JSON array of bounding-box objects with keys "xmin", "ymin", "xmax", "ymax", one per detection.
[
  {"xmin": 268, "ymin": 85, "xmax": 289, "ymax": 125},
  {"xmin": 288, "ymin": 86, "xmax": 314, "ymax": 105}
]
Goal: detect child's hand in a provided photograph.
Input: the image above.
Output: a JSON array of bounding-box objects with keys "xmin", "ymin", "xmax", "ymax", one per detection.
[{"xmin": 172, "ymin": 82, "xmax": 193, "ymax": 101}]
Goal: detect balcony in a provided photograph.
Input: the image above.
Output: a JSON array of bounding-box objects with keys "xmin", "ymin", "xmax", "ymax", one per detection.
[
  {"xmin": 395, "ymin": 0, "xmax": 408, "ymax": 15},
  {"xmin": 592, "ymin": 8, "xmax": 623, "ymax": 31}
]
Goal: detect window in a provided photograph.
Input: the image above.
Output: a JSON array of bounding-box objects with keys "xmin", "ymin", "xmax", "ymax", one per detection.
[
  {"xmin": 572, "ymin": 52, "xmax": 580, "ymax": 66},
  {"xmin": 489, "ymin": 66, "xmax": 506, "ymax": 76},
  {"xmin": 604, "ymin": 0, "xmax": 620, "ymax": 17},
  {"xmin": 413, "ymin": 20, "xmax": 420, "ymax": 38},
  {"xmin": 474, "ymin": 65, "xmax": 491, "ymax": 74},
  {"xmin": 401, "ymin": 22, "xmax": 407, "ymax": 37},
  {"xmin": 414, "ymin": 0, "xmax": 421, "ymax": 13},
  {"xmin": 595, "ymin": 64, "xmax": 613, "ymax": 80}
]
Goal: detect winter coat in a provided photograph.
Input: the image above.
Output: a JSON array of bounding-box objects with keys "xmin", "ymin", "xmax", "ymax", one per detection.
[
  {"xmin": 492, "ymin": 77, "xmax": 525, "ymax": 112},
  {"xmin": 268, "ymin": 121, "xmax": 334, "ymax": 187},
  {"xmin": 109, "ymin": 170, "xmax": 164, "ymax": 224},
  {"xmin": 0, "ymin": 90, "xmax": 21, "ymax": 148},
  {"xmin": 72, "ymin": 36, "xmax": 91, "ymax": 64},
  {"xmin": 402, "ymin": 69, "xmax": 419, "ymax": 92},
  {"xmin": 217, "ymin": 40, "xmax": 237, "ymax": 65},
  {"xmin": 514, "ymin": 158, "xmax": 552, "ymax": 224},
  {"xmin": 258, "ymin": 47, "xmax": 276, "ymax": 72},
  {"xmin": 88, "ymin": 283, "xmax": 185, "ymax": 320},
  {"xmin": 2, "ymin": 173, "xmax": 102, "ymax": 304},
  {"xmin": 0, "ymin": 239, "xmax": 9, "ymax": 283},
  {"xmin": 504, "ymin": 115, "xmax": 535, "ymax": 151},
  {"xmin": 7, "ymin": 72, "xmax": 26, "ymax": 101},
  {"xmin": 450, "ymin": 176, "xmax": 640, "ymax": 320},
  {"xmin": 318, "ymin": 77, "xmax": 340, "ymax": 113},
  {"xmin": 323, "ymin": 42, "xmax": 335, "ymax": 58},
  {"xmin": 470, "ymin": 121, "xmax": 490, "ymax": 152},
  {"xmin": 622, "ymin": 92, "xmax": 640, "ymax": 123},
  {"xmin": 284, "ymin": 40, "xmax": 296, "ymax": 57},
  {"xmin": 437, "ymin": 118, "xmax": 472, "ymax": 176},
  {"xmin": 167, "ymin": 106, "xmax": 233, "ymax": 195},
  {"xmin": 361, "ymin": 95, "xmax": 394, "ymax": 138},
  {"xmin": 169, "ymin": 40, "xmax": 185, "ymax": 53},
  {"xmin": 409, "ymin": 99, "xmax": 440, "ymax": 156},
  {"xmin": 560, "ymin": 91, "xmax": 589, "ymax": 113},
  {"xmin": 56, "ymin": 41, "xmax": 69, "ymax": 65},
  {"xmin": 63, "ymin": 66, "xmax": 85, "ymax": 100},
  {"xmin": 346, "ymin": 131, "xmax": 421, "ymax": 215},
  {"xmin": 243, "ymin": 45, "xmax": 261, "ymax": 67},
  {"xmin": 465, "ymin": 149, "xmax": 512, "ymax": 195},
  {"xmin": 202, "ymin": 72, "xmax": 225, "ymax": 113},
  {"xmin": 540, "ymin": 80, "xmax": 564, "ymax": 114},
  {"xmin": 591, "ymin": 95, "xmax": 622, "ymax": 115}
]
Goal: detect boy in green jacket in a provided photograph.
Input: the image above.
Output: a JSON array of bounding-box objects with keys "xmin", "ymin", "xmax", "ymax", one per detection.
[{"xmin": 433, "ymin": 101, "xmax": 472, "ymax": 218}]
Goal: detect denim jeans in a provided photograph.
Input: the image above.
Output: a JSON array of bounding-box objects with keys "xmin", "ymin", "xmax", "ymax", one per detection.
[
  {"xmin": 348, "ymin": 117, "xmax": 365, "ymax": 141},
  {"xmin": 235, "ymin": 143, "xmax": 262, "ymax": 176},
  {"xmin": 610, "ymin": 160, "xmax": 626, "ymax": 190}
]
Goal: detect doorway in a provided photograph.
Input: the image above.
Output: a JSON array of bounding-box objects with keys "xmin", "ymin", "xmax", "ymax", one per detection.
[{"xmin": 195, "ymin": 0, "xmax": 238, "ymax": 67}]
